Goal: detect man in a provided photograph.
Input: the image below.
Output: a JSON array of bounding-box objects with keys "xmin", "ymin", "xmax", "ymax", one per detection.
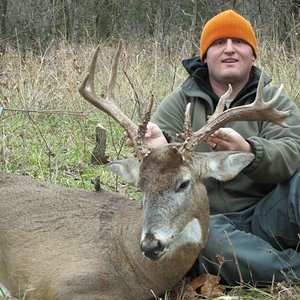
[{"xmin": 143, "ymin": 10, "xmax": 300, "ymax": 284}]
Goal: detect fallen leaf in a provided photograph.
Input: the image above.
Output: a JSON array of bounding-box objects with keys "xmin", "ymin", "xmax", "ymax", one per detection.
[{"xmin": 189, "ymin": 273, "xmax": 225, "ymax": 298}]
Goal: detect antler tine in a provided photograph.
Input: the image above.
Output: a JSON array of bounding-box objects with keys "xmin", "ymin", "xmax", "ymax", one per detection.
[
  {"xmin": 253, "ymin": 71, "xmax": 287, "ymax": 127},
  {"xmin": 107, "ymin": 41, "xmax": 122, "ymax": 101},
  {"xmin": 177, "ymin": 103, "xmax": 192, "ymax": 141},
  {"xmin": 138, "ymin": 93, "xmax": 154, "ymax": 142},
  {"xmin": 79, "ymin": 41, "xmax": 147, "ymax": 161},
  {"xmin": 209, "ymin": 84, "xmax": 233, "ymax": 121},
  {"xmin": 179, "ymin": 84, "xmax": 233, "ymax": 150},
  {"xmin": 179, "ymin": 71, "xmax": 292, "ymax": 158}
]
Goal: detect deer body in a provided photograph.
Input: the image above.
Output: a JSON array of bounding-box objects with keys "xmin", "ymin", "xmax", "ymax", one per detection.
[
  {"xmin": 0, "ymin": 144, "xmax": 256, "ymax": 300},
  {"xmin": 0, "ymin": 149, "xmax": 208, "ymax": 300}
]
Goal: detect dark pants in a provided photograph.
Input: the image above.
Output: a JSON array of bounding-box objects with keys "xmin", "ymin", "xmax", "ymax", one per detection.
[{"xmin": 197, "ymin": 170, "xmax": 300, "ymax": 285}]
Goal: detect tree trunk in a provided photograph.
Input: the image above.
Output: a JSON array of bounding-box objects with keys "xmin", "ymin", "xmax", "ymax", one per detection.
[
  {"xmin": 0, "ymin": 0, "xmax": 8, "ymax": 54},
  {"xmin": 64, "ymin": 0, "xmax": 79, "ymax": 43},
  {"xmin": 91, "ymin": 124, "xmax": 108, "ymax": 165}
]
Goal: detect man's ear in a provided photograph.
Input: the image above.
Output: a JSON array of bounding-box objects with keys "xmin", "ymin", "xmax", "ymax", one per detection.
[
  {"xmin": 107, "ymin": 158, "xmax": 141, "ymax": 186},
  {"xmin": 192, "ymin": 151, "xmax": 254, "ymax": 181}
]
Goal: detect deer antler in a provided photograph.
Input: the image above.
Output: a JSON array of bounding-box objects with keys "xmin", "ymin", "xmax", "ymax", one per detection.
[
  {"xmin": 179, "ymin": 71, "xmax": 292, "ymax": 158},
  {"xmin": 79, "ymin": 41, "xmax": 151, "ymax": 160}
]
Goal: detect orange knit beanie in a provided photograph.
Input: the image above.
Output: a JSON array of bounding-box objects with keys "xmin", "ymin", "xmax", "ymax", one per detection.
[{"xmin": 200, "ymin": 10, "xmax": 258, "ymax": 60}]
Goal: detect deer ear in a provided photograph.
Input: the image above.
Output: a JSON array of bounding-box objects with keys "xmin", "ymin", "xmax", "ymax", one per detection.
[
  {"xmin": 193, "ymin": 152, "xmax": 255, "ymax": 181},
  {"xmin": 107, "ymin": 158, "xmax": 141, "ymax": 186}
]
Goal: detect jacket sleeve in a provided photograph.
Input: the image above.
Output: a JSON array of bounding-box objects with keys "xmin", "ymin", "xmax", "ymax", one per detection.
[
  {"xmin": 151, "ymin": 88, "xmax": 188, "ymax": 143},
  {"xmin": 244, "ymin": 86, "xmax": 300, "ymax": 183}
]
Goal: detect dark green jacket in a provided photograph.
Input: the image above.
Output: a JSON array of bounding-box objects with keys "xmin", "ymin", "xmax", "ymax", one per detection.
[{"xmin": 151, "ymin": 57, "xmax": 300, "ymax": 213}]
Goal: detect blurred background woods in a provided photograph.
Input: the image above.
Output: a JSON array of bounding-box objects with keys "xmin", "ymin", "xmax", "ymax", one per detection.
[{"xmin": 0, "ymin": 0, "xmax": 299, "ymax": 55}]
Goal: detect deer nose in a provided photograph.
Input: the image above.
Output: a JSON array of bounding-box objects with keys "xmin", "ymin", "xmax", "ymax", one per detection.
[{"xmin": 140, "ymin": 233, "xmax": 166, "ymax": 261}]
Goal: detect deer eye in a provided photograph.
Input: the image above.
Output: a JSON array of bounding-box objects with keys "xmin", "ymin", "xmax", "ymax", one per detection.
[{"xmin": 176, "ymin": 180, "xmax": 190, "ymax": 193}]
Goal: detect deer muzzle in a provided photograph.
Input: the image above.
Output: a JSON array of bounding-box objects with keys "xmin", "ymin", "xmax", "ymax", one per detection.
[{"xmin": 140, "ymin": 232, "xmax": 169, "ymax": 261}]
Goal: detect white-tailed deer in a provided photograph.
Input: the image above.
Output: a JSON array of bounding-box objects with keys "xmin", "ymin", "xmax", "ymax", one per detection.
[{"xmin": 0, "ymin": 42, "xmax": 291, "ymax": 300}]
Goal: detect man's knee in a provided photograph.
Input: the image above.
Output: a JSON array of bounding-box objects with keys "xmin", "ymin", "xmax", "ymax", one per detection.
[
  {"xmin": 196, "ymin": 215, "xmax": 237, "ymax": 282},
  {"xmin": 289, "ymin": 169, "xmax": 300, "ymax": 196},
  {"xmin": 201, "ymin": 214, "xmax": 235, "ymax": 258}
]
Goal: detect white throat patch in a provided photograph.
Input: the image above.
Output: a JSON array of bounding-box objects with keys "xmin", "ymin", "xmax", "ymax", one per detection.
[{"xmin": 171, "ymin": 218, "xmax": 202, "ymax": 250}]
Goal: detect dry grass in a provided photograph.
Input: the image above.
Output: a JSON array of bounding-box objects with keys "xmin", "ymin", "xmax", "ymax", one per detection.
[
  {"xmin": 0, "ymin": 34, "xmax": 299, "ymax": 299},
  {"xmin": 257, "ymin": 36, "xmax": 300, "ymax": 106}
]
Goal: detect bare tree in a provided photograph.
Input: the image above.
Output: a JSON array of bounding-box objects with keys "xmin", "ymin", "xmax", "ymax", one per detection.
[
  {"xmin": 0, "ymin": 0, "xmax": 8, "ymax": 54},
  {"xmin": 63, "ymin": 0, "xmax": 80, "ymax": 43}
]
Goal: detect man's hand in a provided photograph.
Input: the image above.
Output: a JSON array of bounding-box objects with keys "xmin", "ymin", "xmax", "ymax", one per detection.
[
  {"xmin": 206, "ymin": 128, "xmax": 252, "ymax": 152},
  {"xmin": 144, "ymin": 122, "xmax": 168, "ymax": 148},
  {"xmin": 126, "ymin": 122, "xmax": 168, "ymax": 149}
]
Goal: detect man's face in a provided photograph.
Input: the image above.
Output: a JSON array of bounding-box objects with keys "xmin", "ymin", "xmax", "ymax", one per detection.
[{"xmin": 205, "ymin": 38, "xmax": 255, "ymax": 86}]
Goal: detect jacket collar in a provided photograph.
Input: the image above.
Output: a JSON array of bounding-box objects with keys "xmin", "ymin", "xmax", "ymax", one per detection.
[{"xmin": 181, "ymin": 56, "xmax": 272, "ymax": 107}]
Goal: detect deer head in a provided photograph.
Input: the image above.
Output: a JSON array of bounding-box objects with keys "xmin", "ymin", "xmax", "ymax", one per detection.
[{"xmin": 79, "ymin": 41, "xmax": 291, "ymax": 261}]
